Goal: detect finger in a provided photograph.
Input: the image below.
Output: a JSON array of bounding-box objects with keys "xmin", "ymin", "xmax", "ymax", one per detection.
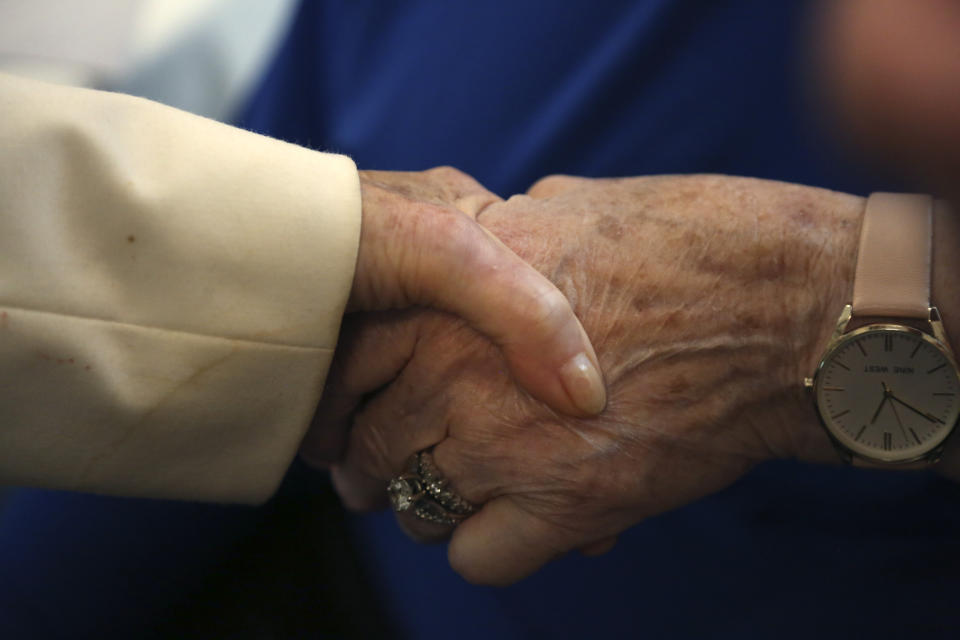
[
  {"xmin": 394, "ymin": 509, "xmax": 458, "ymax": 544},
  {"xmin": 299, "ymin": 311, "xmax": 420, "ymax": 467},
  {"xmin": 448, "ymin": 497, "xmax": 583, "ymax": 586},
  {"xmin": 408, "ymin": 209, "xmax": 606, "ymax": 417},
  {"xmin": 391, "ymin": 447, "xmax": 482, "ymax": 545},
  {"xmin": 328, "ymin": 360, "xmax": 452, "ymax": 510},
  {"xmin": 329, "ymin": 353, "xmax": 502, "ymax": 538},
  {"xmin": 526, "ymin": 174, "xmax": 593, "ymax": 199}
]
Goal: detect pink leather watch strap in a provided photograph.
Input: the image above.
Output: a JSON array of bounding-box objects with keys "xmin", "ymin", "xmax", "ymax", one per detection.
[{"xmin": 851, "ymin": 193, "xmax": 933, "ymax": 319}]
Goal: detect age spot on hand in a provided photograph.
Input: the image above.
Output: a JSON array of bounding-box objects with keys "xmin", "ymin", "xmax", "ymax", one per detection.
[{"xmin": 595, "ymin": 215, "xmax": 624, "ymax": 242}]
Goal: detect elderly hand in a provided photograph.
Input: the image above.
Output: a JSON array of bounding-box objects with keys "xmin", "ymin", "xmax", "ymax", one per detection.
[
  {"xmin": 313, "ymin": 174, "xmax": 878, "ymax": 584},
  {"xmin": 300, "ymin": 167, "xmax": 605, "ymax": 462}
]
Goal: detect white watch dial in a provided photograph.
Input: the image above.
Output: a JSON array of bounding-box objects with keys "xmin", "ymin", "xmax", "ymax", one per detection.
[{"xmin": 815, "ymin": 326, "xmax": 960, "ymax": 462}]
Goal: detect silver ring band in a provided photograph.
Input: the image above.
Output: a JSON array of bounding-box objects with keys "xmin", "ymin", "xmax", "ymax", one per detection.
[{"xmin": 387, "ymin": 449, "xmax": 476, "ymax": 526}]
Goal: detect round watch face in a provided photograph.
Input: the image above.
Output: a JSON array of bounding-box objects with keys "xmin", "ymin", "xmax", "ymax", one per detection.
[{"xmin": 814, "ymin": 325, "xmax": 960, "ymax": 462}]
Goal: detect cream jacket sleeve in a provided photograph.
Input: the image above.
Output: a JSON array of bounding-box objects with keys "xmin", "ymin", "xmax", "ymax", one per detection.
[{"xmin": 0, "ymin": 73, "xmax": 361, "ymax": 504}]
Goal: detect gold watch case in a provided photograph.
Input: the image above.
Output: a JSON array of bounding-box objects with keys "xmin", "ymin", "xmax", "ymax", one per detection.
[{"xmin": 804, "ymin": 305, "xmax": 960, "ymax": 466}]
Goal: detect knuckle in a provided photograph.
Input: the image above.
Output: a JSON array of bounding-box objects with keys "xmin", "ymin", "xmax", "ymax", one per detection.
[
  {"xmin": 503, "ymin": 193, "xmax": 534, "ymax": 207},
  {"xmin": 423, "ymin": 165, "xmax": 473, "ymax": 186},
  {"xmin": 527, "ymin": 174, "xmax": 578, "ymax": 197},
  {"xmin": 425, "ymin": 165, "xmax": 468, "ymax": 182}
]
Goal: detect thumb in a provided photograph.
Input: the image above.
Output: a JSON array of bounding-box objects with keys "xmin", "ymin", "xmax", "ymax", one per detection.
[{"xmin": 352, "ymin": 175, "xmax": 606, "ymax": 418}]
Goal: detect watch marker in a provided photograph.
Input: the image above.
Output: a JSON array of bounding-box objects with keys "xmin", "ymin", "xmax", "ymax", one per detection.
[
  {"xmin": 883, "ymin": 432, "xmax": 892, "ymax": 451},
  {"xmin": 823, "ymin": 386, "xmax": 845, "ymax": 391},
  {"xmin": 933, "ymin": 392, "xmax": 955, "ymax": 396},
  {"xmin": 835, "ymin": 361, "xmax": 851, "ymax": 371},
  {"xmin": 855, "ymin": 425, "xmax": 868, "ymax": 441},
  {"xmin": 831, "ymin": 409, "xmax": 850, "ymax": 420},
  {"xmin": 884, "ymin": 335, "xmax": 893, "ymax": 352},
  {"xmin": 856, "ymin": 341, "xmax": 868, "ymax": 357},
  {"xmin": 910, "ymin": 342, "xmax": 922, "ymax": 358},
  {"xmin": 909, "ymin": 428, "xmax": 921, "ymax": 445},
  {"xmin": 927, "ymin": 363, "xmax": 947, "ymax": 374}
]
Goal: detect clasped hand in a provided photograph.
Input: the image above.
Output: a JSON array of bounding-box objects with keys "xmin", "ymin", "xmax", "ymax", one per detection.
[
  {"xmin": 304, "ymin": 0, "xmax": 960, "ymax": 587},
  {"xmin": 302, "ymin": 170, "xmax": 867, "ymax": 585}
]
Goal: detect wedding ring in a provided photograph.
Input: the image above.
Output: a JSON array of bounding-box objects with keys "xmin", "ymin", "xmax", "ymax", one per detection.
[{"xmin": 387, "ymin": 449, "xmax": 476, "ymax": 526}]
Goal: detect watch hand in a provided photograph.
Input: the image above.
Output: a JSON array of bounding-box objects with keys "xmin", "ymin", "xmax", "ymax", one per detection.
[
  {"xmin": 870, "ymin": 381, "xmax": 890, "ymax": 424},
  {"xmin": 888, "ymin": 397, "xmax": 909, "ymax": 442},
  {"xmin": 889, "ymin": 393, "xmax": 946, "ymax": 424}
]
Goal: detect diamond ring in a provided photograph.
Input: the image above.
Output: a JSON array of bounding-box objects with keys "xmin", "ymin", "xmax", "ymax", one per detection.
[{"xmin": 387, "ymin": 449, "xmax": 476, "ymax": 526}]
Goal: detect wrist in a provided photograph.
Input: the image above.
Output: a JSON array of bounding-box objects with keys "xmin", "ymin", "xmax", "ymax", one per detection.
[
  {"xmin": 788, "ymin": 194, "xmax": 960, "ymax": 468},
  {"xmin": 748, "ymin": 184, "xmax": 865, "ymax": 464}
]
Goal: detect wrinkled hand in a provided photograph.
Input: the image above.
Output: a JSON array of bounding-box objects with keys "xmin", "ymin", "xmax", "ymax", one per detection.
[
  {"xmin": 323, "ymin": 174, "xmax": 867, "ymax": 585},
  {"xmin": 300, "ymin": 167, "xmax": 605, "ymax": 463}
]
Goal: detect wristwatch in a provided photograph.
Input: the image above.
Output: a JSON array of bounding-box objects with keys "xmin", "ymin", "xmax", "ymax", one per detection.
[{"xmin": 805, "ymin": 193, "xmax": 960, "ymax": 467}]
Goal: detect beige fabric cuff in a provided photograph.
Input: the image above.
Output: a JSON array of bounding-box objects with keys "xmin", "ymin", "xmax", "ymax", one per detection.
[{"xmin": 0, "ymin": 73, "xmax": 362, "ymax": 502}]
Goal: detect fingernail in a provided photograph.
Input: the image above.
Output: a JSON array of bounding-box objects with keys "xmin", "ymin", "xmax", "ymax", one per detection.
[{"xmin": 560, "ymin": 352, "xmax": 607, "ymax": 415}]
